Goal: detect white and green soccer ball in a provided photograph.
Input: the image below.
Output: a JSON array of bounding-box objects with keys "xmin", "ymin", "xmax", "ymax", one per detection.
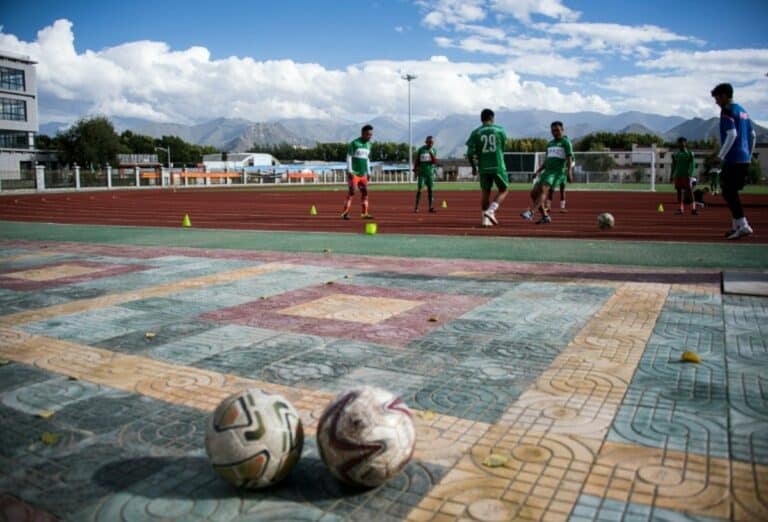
[
  {"xmin": 597, "ymin": 212, "xmax": 615, "ymax": 230},
  {"xmin": 205, "ymin": 388, "xmax": 303, "ymax": 489},
  {"xmin": 317, "ymin": 386, "xmax": 416, "ymax": 488}
]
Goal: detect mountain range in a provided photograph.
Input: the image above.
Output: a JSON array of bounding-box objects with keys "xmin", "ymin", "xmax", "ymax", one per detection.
[{"xmin": 40, "ymin": 110, "xmax": 768, "ymax": 158}]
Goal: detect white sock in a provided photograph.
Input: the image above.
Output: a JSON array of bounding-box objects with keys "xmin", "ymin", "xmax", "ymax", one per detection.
[
  {"xmin": 560, "ymin": 200, "xmax": 566, "ymax": 209},
  {"xmin": 488, "ymin": 202, "xmax": 499, "ymax": 213},
  {"xmin": 736, "ymin": 217, "xmax": 748, "ymax": 227}
]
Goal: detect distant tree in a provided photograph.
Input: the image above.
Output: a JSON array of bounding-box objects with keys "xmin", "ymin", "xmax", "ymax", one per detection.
[
  {"xmin": 575, "ymin": 132, "xmax": 664, "ymax": 151},
  {"xmin": 120, "ymin": 130, "xmax": 156, "ymax": 155},
  {"xmin": 507, "ymin": 138, "xmax": 548, "ymax": 152},
  {"xmin": 249, "ymin": 141, "xmax": 411, "ymax": 163},
  {"xmin": 56, "ymin": 116, "xmax": 121, "ymax": 169},
  {"xmin": 670, "ymin": 136, "xmax": 718, "ymax": 150},
  {"xmin": 371, "ymin": 142, "xmax": 409, "ymax": 162},
  {"xmin": 154, "ymin": 135, "xmax": 218, "ymax": 166},
  {"xmin": 579, "ymin": 141, "xmax": 617, "ymax": 172},
  {"xmin": 34, "ymin": 134, "xmax": 56, "ymax": 150}
]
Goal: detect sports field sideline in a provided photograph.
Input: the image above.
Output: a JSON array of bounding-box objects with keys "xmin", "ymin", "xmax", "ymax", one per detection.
[{"xmin": 0, "ymin": 186, "xmax": 766, "ymax": 521}]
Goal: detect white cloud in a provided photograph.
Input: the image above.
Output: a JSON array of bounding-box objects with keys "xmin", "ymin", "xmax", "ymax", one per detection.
[
  {"xmin": 639, "ymin": 48, "xmax": 768, "ymax": 75},
  {"xmin": 490, "ymin": 0, "xmax": 580, "ymax": 23},
  {"xmin": 601, "ymin": 72, "xmax": 768, "ymax": 122},
  {"xmin": 505, "ymin": 54, "xmax": 600, "ymax": 78},
  {"xmin": 419, "ymin": 0, "xmax": 487, "ymax": 28},
  {"xmin": 453, "ymin": 23, "xmax": 506, "ymax": 41},
  {"xmin": 540, "ymin": 22, "xmax": 693, "ymax": 54},
  {"xmin": 3, "ymin": 18, "xmax": 765, "ymax": 127},
  {"xmin": 433, "ymin": 34, "xmax": 599, "ymax": 78},
  {"xmin": 451, "ymin": 36, "xmax": 511, "ymax": 55},
  {"xmin": 1, "ymin": 18, "xmax": 617, "ymax": 124}
]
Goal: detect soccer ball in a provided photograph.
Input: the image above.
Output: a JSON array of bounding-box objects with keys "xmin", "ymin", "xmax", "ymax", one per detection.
[
  {"xmin": 597, "ymin": 212, "xmax": 615, "ymax": 230},
  {"xmin": 316, "ymin": 386, "xmax": 416, "ymax": 488},
  {"xmin": 205, "ymin": 388, "xmax": 304, "ymax": 489}
]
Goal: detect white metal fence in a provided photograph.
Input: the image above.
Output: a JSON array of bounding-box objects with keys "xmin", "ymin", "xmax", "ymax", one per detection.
[
  {"xmin": 0, "ymin": 151, "xmax": 661, "ymax": 192},
  {"xmin": 504, "ymin": 151, "xmax": 657, "ymax": 190}
]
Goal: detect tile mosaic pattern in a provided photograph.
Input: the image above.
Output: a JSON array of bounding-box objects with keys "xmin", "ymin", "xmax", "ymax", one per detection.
[
  {"xmin": 0, "ymin": 240, "xmax": 765, "ymax": 521},
  {"xmin": 203, "ymin": 282, "xmax": 488, "ymax": 348}
]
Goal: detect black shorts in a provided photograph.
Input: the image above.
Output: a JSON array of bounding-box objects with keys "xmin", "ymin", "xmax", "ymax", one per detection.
[{"xmin": 721, "ymin": 163, "xmax": 749, "ymax": 192}]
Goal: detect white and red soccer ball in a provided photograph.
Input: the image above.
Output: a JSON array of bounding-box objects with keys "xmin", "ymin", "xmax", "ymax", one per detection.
[{"xmin": 316, "ymin": 386, "xmax": 416, "ymax": 488}]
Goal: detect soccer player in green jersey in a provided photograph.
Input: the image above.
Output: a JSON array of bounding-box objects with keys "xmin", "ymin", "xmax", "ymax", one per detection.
[
  {"xmin": 670, "ymin": 137, "xmax": 697, "ymax": 215},
  {"xmin": 341, "ymin": 124, "xmax": 374, "ymax": 220},
  {"xmin": 414, "ymin": 135, "xmax": 438, "ymax": 213},
  {"xmin": 547, "ymin": 156, "xmax": 575, "ymax": 213},
  {"xmin": 465, "ymin": 109, "xmax": 509, "ymax": 227},
  {"xmin": 522, "ymin": 121, "xmax": 573, "ymax": 224}
]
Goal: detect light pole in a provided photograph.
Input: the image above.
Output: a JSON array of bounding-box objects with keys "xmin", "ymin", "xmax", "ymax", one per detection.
[
  {"xmin": 401, "ymin": 73, "xmax": 417, "ymax": 181},
  {"xmin": 155, "ymin": 146, "xmax": 171, "ymax": 186}
]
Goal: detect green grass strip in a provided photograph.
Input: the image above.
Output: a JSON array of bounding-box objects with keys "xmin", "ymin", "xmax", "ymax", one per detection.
[{"xmin": 2, "ymin": 220, "xmax": 766, "ymax": 269}]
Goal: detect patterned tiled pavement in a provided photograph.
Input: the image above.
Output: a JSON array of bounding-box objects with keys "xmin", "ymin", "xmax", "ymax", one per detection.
[{"xmin": 0, "ymin": 240, "xmax": 766, "ymax": 521}]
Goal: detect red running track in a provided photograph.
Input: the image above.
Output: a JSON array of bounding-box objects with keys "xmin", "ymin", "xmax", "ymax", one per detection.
[{"xmin": 1, "ymin": 188, "xmax": 766, "ymax": 243}]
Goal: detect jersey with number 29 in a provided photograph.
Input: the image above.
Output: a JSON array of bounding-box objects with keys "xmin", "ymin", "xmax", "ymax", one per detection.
[{"xmin": 466, "ymin": 124, "xmax": 508, "ymax": 175}]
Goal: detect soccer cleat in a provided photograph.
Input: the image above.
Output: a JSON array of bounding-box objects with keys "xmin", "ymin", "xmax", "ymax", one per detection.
[
  {"xmin": 341, "ymin": 211, "xmax": 351, "ymax": 220},
  {"xmin": 481, "ymin": 216, "xmax": 493, "ymax": 227},
  {"xmin": 429, "ymin": 208, "xmax": 437, "ymax": 213},
  {"xmin": 559, "ymin": 208, "xmax": 568, "ymax": 213},
  {"xmin": 520, "ymin": 209, "xmax": 533, "ymax": 221},
  {"xmin": 361, "ymin": 213, "xmax": 375, "ymax": 220},
  {"xmin": 414, "ymin": 208, "xmax": 419, "ymax": 213},
  {"xmin": 727, "ymin": 224, "xmax": 753, "ymax": 240},
  {"xmin": 483, "ymin": 209, "xmax": 499, "ymax": 225},
  {"xmin": 535, "ymin": 215, "xmax": 552, "ymax": 224}
]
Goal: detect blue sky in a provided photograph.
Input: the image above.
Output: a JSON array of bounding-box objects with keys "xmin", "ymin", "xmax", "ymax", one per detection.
[{"xmin": 2, "ymin": 0, "xmax": 767, "ymax": 125}]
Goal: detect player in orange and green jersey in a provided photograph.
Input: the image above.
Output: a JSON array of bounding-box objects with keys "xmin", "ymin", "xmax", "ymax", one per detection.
[
  {"xmin": 465, "ymin": 109, "xmax": 509, "ymax": 227},
  {"xmin": 414, "ymin": 136, "xmax": 438, "ymax": 213},
  {"xmin": 341, "ymin": 124, "xmax": 374, "ymax": 220},
  {"xmin": 670, "ymin": 137, "xmax": 697, "ymax": 215}
]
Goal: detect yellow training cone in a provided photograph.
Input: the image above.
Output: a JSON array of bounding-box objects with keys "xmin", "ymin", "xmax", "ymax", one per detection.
[
  {"xmin": 310, "ymin": 205, "xmax": 317, "ymax": 216},
  {"xmin": 441, "ymin": 200, "xmax": 448, "ymax": 209},
  {"xmin": 657, "ymin": 203, "xmax": 664, "ymax": 213},
  {"xmin": 182, "ymin": 214, "xmax": 192, "ymax": 227}
]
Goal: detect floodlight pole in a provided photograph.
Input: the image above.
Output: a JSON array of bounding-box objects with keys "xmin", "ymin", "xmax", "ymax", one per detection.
[{"xmin": 402, "ymin": 73, "xmax": 417, "ymax": 181}]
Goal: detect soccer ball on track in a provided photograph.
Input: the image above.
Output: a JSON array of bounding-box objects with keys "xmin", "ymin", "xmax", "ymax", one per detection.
[
  {"xmin": 597, "ymin": 212, "xmax": 615, "ymax": 230},
  {"xmin": 316, "ymin": 386, "xmax": 416, "ymax": 488},
  {"xmin": 205, "ymin": 388, "xmax": 304, "ymax": 489}
]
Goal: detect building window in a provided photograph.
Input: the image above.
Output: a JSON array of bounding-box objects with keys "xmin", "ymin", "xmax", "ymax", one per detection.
[
  {"xmin": 0, "ymin": 67, "xmax": 25, "ymax": 91},
  {"xmin": 0, "ymin": 97, "xmax": 26, "ymax": 121},
  {"xmin": 0, "ymin": 130, "xmax": 30, "ymax": 148}
]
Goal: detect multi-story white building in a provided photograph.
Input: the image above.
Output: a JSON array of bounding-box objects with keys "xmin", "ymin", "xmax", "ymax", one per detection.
[
  {"xmin": 0, "ymin": 51, "xmax": 38, "ymax": 181},
  {"xmin": 202, "ymin": 152, "xmax": 279, "ymax": 171}
]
